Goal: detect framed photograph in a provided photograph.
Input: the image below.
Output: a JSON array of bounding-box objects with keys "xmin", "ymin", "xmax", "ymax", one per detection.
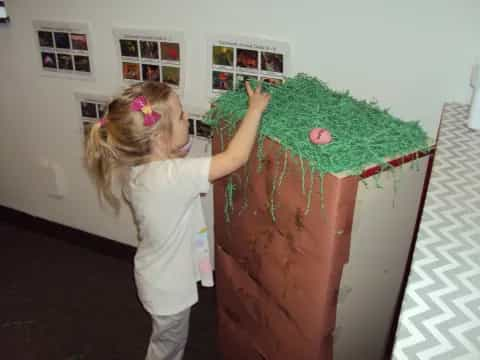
[
  {"xmin": 54, "ymin": 32, "xmax": 70, "ymax": 49},
  {"xmin": 71, "ymin": 33, "xmax": 88, "ymax": 51},
  {"xmin": 212, "ymin": 46, "xmax": 234, "ymax": 67},
  {"xmin": 161, "ymin": 42, "xmax": 180, "ymax": 62},
  {"xmin": 212, "ymin": 71, "xmax": 233, "ymax": 91},
  {"xmin": 81, "ymin": 101, "xmax": 97, "ymax": 118},
  {"xmin": 74, "ymin": 55, "xmax": 91, "ymax": 72},
  {"xmin": 261, "ymin": 52, "xmax": 284, "ymax": 73},
  {"xmin": 33, "ymin": 20, "xmax": 93, "ymax": 79},
  {"xmin": 162, "ymin": 66, "xmax": 180, "ymax": 86},
  {"xmin": 38, "ymin": 31, "xmax": 54, "ymax": 48},
  {"xmin": 41, "ymin": 52, "xmax": 57, "ymax": 70},
  {"xmin": 142, "ymin": 64, "xmax": 160, "ymax": 81},
  {"xmin": 237, "ymin": 48, "xmax": 258, "ymax": 70},
  {"xmin": 140, "ymin": 40, "xmax": 159, "ymax": 60},
  {"xmin": 114, "ymin": 28, "xmax": 185, "ymax": 92},
  {"xmin": 57, "ymin": 53, "xmax": 74, "ymax": 71},
  {"xmin": 208, "ymin": 35, "xmax": 290, "ymax": 96},
  {"xmin": 122, "ymin": 62, "xmax": 140, "ymax": 80},
  {"xmin": 120, "ymin": 39, "xmax": 139, "ymax": 58}
]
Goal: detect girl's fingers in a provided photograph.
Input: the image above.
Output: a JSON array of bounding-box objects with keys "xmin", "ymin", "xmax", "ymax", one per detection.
[
  {"xmin": 245, "ymin": 81, "xmax": 253, "ymax": 96},
  {"xmin": 255, "ymin": 80, "xmax": 263, "ymax": 93}
]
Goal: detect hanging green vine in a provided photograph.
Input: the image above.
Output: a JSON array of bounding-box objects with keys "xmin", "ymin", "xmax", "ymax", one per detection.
[{"xmin": 224, "ymin": 175, "xmax": 236, "ymax": 223}]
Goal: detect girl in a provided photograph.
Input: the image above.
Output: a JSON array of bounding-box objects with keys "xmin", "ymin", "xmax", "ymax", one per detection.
[{"xmin": 85, "ymin": 81, "xmax": 270, "ymax": 360}]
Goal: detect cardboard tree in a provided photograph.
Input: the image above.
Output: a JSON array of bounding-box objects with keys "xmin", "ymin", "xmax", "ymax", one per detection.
[{"xmin": 206, "ymin": 75, "xmax": 430, "ymax": 360}]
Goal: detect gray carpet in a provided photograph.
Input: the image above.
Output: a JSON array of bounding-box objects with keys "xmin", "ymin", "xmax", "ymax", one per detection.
[{"xmin": 0, "ymin": 220, "xmax": 218, "ymax": 360}]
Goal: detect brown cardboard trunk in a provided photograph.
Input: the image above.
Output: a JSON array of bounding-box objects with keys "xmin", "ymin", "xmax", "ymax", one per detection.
[{"xmin": 213, "ymin": 133, "xmax": 359, "ymax": 360}]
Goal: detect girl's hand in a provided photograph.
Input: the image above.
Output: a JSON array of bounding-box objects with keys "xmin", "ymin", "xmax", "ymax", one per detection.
[
  {"xmin": 245, "ymin": 81, "xmax": 271, "ymax": 113},
  {"xmin": 209, "ymin": 80, "xmax": 271, "ymax": 182}
]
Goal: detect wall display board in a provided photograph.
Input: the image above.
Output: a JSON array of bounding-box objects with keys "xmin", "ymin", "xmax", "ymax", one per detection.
[
  {"xmin": 208, "ymin": 35, "xmax": 290, "ymax": 96},
  {"xmin": 34, "ymin": 20, "xmax": 93, "ymax": 79},
  {"xmin": 114, "ymin": 28, "xmax": 184, "ymax": 92}
]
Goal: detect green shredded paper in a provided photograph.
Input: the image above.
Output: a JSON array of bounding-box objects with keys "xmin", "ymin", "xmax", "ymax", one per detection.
[{"xmin": 204, "ymin": 73, "xmax": 430, "ymax": 176}]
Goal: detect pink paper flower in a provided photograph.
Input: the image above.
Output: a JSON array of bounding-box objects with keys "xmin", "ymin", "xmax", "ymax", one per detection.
[{"xmin": 130, "ymin": 96, "xmax": 161, "ymax": 126}]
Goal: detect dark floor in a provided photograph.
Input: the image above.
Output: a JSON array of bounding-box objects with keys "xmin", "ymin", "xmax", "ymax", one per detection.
[{"xmin": 0, "ymin": 218, "xmax": 218, "ymax": 360}]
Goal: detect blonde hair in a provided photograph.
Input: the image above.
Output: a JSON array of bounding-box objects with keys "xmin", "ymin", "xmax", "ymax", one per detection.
[{"xmin": 85, "ymin": 81, "xmax": 174, "ymax": 211}]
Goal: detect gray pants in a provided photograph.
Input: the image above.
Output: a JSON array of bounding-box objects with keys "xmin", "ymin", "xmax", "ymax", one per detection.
[{"xmin": 145, "ymin": 308, "xmax": 191, "ymax": 360}]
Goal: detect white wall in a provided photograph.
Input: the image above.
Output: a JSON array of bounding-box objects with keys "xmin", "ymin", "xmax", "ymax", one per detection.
[{"xmin": 0, "ymin": 0, "xmax": 478, "ymax": 245}]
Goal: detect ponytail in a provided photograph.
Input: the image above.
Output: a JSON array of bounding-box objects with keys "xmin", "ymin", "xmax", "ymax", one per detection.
[{"xmin": 85, "ymin": 120, "xmax": 121, "ymax": 212}]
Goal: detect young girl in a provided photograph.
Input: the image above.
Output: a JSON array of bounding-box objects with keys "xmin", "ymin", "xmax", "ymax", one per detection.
[{"xmin": 85, "ymin": 81, "xmax": 270, "ymax": 360}]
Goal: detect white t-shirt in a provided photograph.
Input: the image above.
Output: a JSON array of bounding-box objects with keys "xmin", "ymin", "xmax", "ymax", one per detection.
[{"xmin": 126, "ymin": 157, "xmax": 213, "ymax": 316}]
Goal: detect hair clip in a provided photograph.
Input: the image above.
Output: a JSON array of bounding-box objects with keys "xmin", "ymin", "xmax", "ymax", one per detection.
[
  {"xmin": 130, "ymin": 96, "xmax": 161, "ymax": 126},
  {"xmin": 99, "ymin": 117, "xmax": 107, "ymax": 127}
]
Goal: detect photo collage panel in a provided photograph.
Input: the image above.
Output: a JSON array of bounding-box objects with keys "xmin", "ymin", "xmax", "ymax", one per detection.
[
  {"xmin": 211, "ymin": 44, "xmax": 285, "ymax": 93},
  {"xmin": 36, "ymin": 23, "xmax": 92, "ymax": 76},
  {"xmin": 79, "ymin": 99, "xmax": 107, "ymax": 140},
  {"xmin": 118, "ymin": 37, "xmax": 181, "ymax": 87},
  {"xmin": 188, "ymin": 114, "xmax": 212, "ymax": 139}
]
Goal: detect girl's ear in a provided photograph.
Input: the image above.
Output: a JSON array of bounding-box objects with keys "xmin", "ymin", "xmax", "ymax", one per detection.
[
  {"xmin": 153, "ymin": 131, "xmax": 165, "ymax": 145},
  {"xmin": 150, "ymin": 131, "xmax": 171, "ymax": 159}
]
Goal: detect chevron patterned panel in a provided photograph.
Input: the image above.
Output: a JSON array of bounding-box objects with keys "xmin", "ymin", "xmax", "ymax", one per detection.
[{"xmin": 392, "ymin": 103, "xmax": 480, "ymax": 359}]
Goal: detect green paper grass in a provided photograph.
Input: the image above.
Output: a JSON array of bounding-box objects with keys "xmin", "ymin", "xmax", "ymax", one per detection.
[
  {"xmin": 205, "ymin": 73, "xmax": 430, "ymax": 222},
  {"xmin": 204, "ymin": 73, "xmax": 430, "ymax": 176}
]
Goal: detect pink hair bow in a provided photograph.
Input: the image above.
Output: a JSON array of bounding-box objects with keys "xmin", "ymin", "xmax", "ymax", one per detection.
[{"xmin": 130, "ymin": 96, "xmax": 161, "ymax": 126}]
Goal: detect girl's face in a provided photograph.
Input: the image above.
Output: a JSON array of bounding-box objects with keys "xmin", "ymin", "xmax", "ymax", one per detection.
[{"xmin": 167, "ymin": 92, "xmax": 190, "ymax": 156}]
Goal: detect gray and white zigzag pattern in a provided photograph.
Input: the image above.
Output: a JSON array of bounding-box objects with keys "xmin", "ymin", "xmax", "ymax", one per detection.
[{"xmin": 393, "ymin": 104, "xmax": 480, "ymax": 360}]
